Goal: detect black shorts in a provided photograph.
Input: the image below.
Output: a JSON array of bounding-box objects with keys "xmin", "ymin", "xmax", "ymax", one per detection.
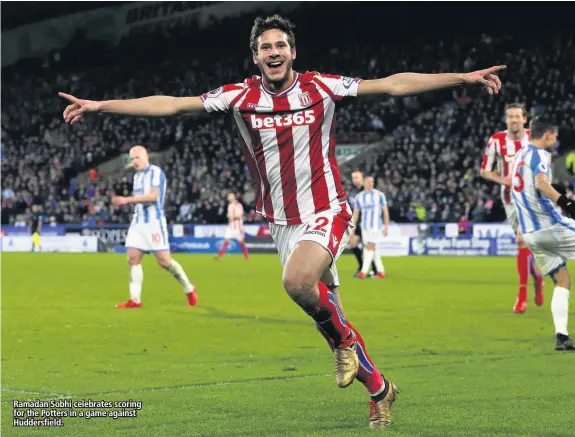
[{"xmin": 354, "ymin": 222, "xmax": 362, "ymax": 237}]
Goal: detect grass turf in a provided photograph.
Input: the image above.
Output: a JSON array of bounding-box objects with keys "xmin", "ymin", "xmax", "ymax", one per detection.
[{"xmin": 1, "ymin": 253, "xmax": 574, "ymax": 436}]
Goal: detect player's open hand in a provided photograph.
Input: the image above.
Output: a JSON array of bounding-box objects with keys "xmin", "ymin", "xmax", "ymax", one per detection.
[
  {"xmin": 112, "ymin": 196, "xmax": 128, "ymax": 206},
  {"xmin": 383, "ymin": 226, "xmax": 389, "ymax": 237},
  {"xmin": 462, "ymin": 65, "xmax": 505, "ymax": 95},
  {"xmin": 502, "ymin": 175, "xmax": 512, "ymax": 187},
  {"xmin": 59, "ymin": 92, "xmax": 103, "ymax": 125}
]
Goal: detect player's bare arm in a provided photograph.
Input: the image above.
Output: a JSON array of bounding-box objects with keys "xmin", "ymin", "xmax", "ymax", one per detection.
[
  {"xmin": 535, "ymin": 173, "xmax": 561, "ymax": 203},
  {"xmin": 357, "ymin": 65, "xmax": 505, "ymax": 97},
  {"xmin": 480, "ymin": 170, "xmax": 512, "ymax": 187},
  {"xmin": 536, "ymin": 173, "xmax": 575, "ymax": 217},
  {"xmin": 382, "ymin": 205, "xmax": 390, "ymax": 236},
  {"xmin": 59, "ymin": 93, "xmax": 205, "ymax": 124},
  {"xmin": 537, "ymin": 173, "xmax": 575, "ymax": 217},
  {"xmin": 352, "ymin": 209, "xmax": 360, "ymax": 226},
  {"xmin": 113, "ymin": 188, "xmax": 159, "ymax": 206}
]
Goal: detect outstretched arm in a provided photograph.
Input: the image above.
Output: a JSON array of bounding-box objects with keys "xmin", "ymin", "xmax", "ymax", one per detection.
[
  {"xmin": 59, "ymin": 93, "xmax": 205, "ymax": 124},
  {"xmin": 357, "ymin": 66, "xmax": 505, "ymax": 97}
]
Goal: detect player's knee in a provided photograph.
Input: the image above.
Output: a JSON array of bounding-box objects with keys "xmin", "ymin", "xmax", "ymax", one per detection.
[
  {"xmin": 127, "ymin": 256, "xmax": 140, "ymax": 266},
  {"xmin": 156, "ymin": 257, "xmax": 172, "ymax": 269},
  {"xmin": 282, "ymin": 271, "xmax": 316, "ymax": 305},
  {"xmin": 552, "ymin": 267, "xmax": 570, "ymax": 289},
  {"xmin": 559, "ymin": 273, "xmax": 570, "ymax": 290},
  {"xmin": 516, "ymin": 236, "xmax": 527, "ymax": 248}
]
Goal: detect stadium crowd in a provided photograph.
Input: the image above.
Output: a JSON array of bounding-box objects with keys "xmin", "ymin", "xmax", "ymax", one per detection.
[
  {"xmin": 351, "ymin": 36, "xmax": 575, "ymax": 224},
  {"xmin": 1, "ymin": 6, "xmax": 574, "ymax": 226}
]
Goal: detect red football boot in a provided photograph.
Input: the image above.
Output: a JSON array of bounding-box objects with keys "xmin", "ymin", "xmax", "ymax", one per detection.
[
  {"xmin": 513, "ymin": 298, "xmax": 526, "ymax": 313},
  {"xmin": 116, "ymin": 300, "xmax": 142, "ymax": 309},
  {"xmin": 186, "ymin": 287, "xmax": 198, "ymax": 307},
  {"xmin": 375, "ymin": 272, "xmax": 387, "ymax": 279},
  {"xmin": 357, "ymin": 272, "xmax": 367, "ymax": 279}
]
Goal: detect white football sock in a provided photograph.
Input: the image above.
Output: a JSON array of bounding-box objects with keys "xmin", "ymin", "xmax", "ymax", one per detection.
[
  {"xmin": 551, "ymin": 287, "xmax": 570, "ymax": 335},
  {"xmin": 163, "ymin": 260, "xmax": 193, "ymax": 293},
  {"xmin": 361, "ymin": 249, "xmax": 375, "ymax": 274},
  {"xmin": 129, "ymin": 264, "xmax": 143, "ymax": 303},
  {"xmin": 374, "ymin": 249, "xmax": 385, "ymax": 274}
]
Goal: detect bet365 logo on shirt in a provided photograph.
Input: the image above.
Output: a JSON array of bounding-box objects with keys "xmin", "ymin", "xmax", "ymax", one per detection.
[{"xmin": 249, "ymin": 110, "xmax": 316, "ymax": 130}]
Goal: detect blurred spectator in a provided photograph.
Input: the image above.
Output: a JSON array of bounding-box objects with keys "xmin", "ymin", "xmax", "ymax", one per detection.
[
  {"xmin": 471, "ymin": 199, "xmax": 488, "ymax": 222},
  {"xmin": 458, "ymin": 216, "xmax": 471, "ymax": 234}
]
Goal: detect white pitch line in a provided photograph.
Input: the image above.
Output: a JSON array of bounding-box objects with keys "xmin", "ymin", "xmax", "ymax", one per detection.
[
  {"xmin": 1, "ymin": 388, "xmax": 71, "ymax": 397},
  {"xmin": 1, "ymin": 373, "xmax": 333, "ymax": 401},
  {"xmin": 79, "ymin": 372, "xmax": 334, "ymax": 396}
]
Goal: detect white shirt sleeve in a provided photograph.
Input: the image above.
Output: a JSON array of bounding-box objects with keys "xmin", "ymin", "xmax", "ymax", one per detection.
[
  {"xmin": 200, "ymin": 83, "xmax": 247, "ymax": 114},
  {"xmin": 313, "ymin": 73, "xmax": 363, "ymax": 101}
]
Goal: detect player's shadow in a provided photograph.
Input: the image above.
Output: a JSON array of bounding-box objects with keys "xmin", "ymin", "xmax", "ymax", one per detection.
[{"xmin": 195, "ymin": 305, "xmax": 311, "ymax": 327}]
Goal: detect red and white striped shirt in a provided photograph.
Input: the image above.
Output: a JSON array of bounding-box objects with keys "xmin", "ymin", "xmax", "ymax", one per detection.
[
  {"xmin": 201, "ymin": 72, "xmax": 361, "ymax": 226},
  {"xmin": 227, "ymin": 201, "xmax": 244, "ymax": 231},
  {"xmin": 481, "ymin": 129, "xmax": 531, "ymax": 204}
]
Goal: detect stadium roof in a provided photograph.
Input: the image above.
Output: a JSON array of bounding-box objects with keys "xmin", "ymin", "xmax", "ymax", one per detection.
[{"xmin": 1, "ymin": 2, "xmax": 132, "ymax": 30}]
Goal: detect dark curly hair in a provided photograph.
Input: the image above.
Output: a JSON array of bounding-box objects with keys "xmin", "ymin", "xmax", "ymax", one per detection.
[{"xmin": 249, "ymin": 14, "xmax": 296, "ymax": 54}]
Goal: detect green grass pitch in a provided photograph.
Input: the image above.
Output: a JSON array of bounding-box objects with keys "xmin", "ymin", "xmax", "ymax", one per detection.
[{"xmin": 1, "ymin": 253, "xmax": 574, "ymax": 436}]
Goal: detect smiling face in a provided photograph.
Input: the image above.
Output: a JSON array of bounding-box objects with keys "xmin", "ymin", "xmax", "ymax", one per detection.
[
  {"xmin": 253, "ymin": 28, "xmax": 296, "ymax": 89},
  {"xmin": 505, "ymin": 107, "xmax": 528, "ymax": 136}
]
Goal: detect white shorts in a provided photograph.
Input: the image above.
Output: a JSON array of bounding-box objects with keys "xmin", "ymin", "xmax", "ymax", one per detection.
[
  {"xmin": 361, "ymin": 228, "xmax": 381, "ymax": 245},
  {"xmin": 503, "ymin": 202, "xmax": 519, "ymax": 234},
  {"xmin": 269, "ymin": 204, "xmax": 353, "ymax": 288},
  {"xmin": 224, "ymin": 227, "xmax": 244, "ymax": 241},
  {"xmin": 125, "ymin": 218, "xmax": 170, "ymax": 253},
  {"xmin": 523, "ymin": 219, "xmax": 575, "ymax": 276}
]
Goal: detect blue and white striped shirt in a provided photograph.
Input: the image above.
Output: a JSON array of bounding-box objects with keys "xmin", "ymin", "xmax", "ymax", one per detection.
[
  {"xmin": 354, "ymin": 189, "xmax": 387, "ymax": 231},
  {"xmin": 511, "ymin": 144, "xmax": 572, "ymax": 234},
  {"xmin": 132, "ymin": 165, "xmax": 167, "ymax": 224}
]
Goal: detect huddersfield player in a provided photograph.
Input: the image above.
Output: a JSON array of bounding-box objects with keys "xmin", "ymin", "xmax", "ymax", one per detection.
[
  {"xmin": 112, "ymin": 146, "xmax": 198, "ymax": 308},
  {"xmin": 348, "ymin": 170, "xmax": 377, "ymax": 277},
  {"xmin": 352, "ymin": 176, "xmax": 389, "ymax": 279},
  {"xmin": 510, "ymin": 116, "xmax": 575, "ymax": 350},
  {"xmin": 29, "ymin": 205, "xmax": 42, "ymax": 252}
]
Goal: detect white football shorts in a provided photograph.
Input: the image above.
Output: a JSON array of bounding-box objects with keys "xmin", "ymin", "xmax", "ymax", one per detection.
[
  {"xmin": 361, "ymin": 228, "xmax": 381, "ymax": 245},
  {"xmin": 523, "ymin": 219, "xmax": 575, "ymax": 276},
  {"xmin": 125, "ymin": 218, "xmax": 170, "ymax": 252},
  {"xmin": 269, "ymin": 203, "xmax": 353, "ymax": 288},
  {"xmin": 503, "ymin": 202, "xmax": 519, "ymax": 234}
]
